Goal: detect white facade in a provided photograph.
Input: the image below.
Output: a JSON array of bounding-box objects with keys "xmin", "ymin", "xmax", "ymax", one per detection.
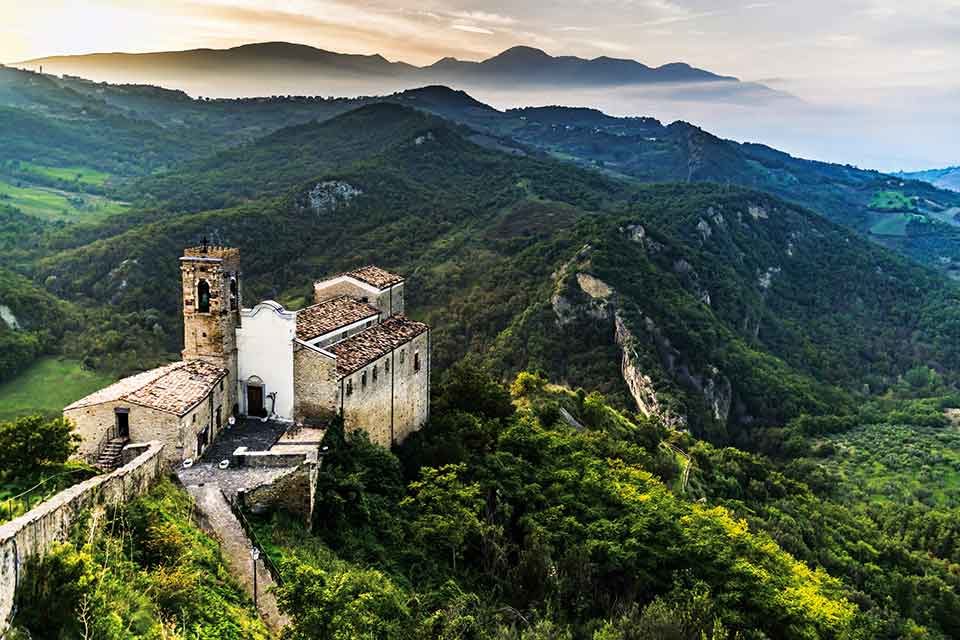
[{"xmin": 237, "ymin": 301, "xmax": 296, "ymax": 422}]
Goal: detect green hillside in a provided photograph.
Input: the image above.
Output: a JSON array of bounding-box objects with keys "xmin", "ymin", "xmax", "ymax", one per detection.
[{"xmin": 18, "ymin": 104, "xmax": 960, "ymax": 446}]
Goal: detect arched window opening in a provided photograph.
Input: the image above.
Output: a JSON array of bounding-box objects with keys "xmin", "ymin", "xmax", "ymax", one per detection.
[
  {"xmin": 197, "ymin": 279, "xmax": 211, "ymax": 313},
  {"xmin": 230, "ymin": 276, "xmax": 239, "ymax": 311}
]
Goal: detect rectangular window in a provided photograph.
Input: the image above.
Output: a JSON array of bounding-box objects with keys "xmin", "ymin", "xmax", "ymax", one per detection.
[
  {"xmin": 385, "ymin": 358, "xmax": 390, "ymax": 373},
  {"xmin": 346, "ymin": 379, "xmax": 353, "ymax": 396},
  {"xmin": 400, "ymin": 350, "xmax": 405, "ymax": 364},
  {"xmin": 373, "ymin": 365, "xmax": 378, "ymax": 382},
  {"xmin": 414, "ymin": 352, "xmax": 421, "ymax": 373},
  {"xmin": 362, "ymin": 371, "xmax": 367, "ymax": 388},
  {"xmin": 219, "ymin": 379, "xmax": 224, "ymax": 392}
]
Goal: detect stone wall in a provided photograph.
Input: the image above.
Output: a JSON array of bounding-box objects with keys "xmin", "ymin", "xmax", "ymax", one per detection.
[
  {"xmin": 292, "ymin": 346, "xmax": 341, "ymax": 423},
  {"xmin": 341, "ymin": 330, "xmax": 430, "ymax": 446},
  {"xmin": 240, "ymin": 452, "xmax": 320, "ymax": 526},
  {"xmin": 0, "ymin": 441, "xmax": 165, "ymax": 635},
  {"xmin": 66, "ymin": 382, "xmax": 228, "ymax": 467},
  {"xmin": 67, "ymin": 401, "xmax": 178, "ymax": 463},
  {"xmin": 181, "ymin": 250, "xmax": 240, "ymax": 379}
]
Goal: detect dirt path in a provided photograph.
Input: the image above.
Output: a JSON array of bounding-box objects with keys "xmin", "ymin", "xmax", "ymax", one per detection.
[{"xmin": 185, "ymin": 483, "xmax": 290, "ymax": 634}]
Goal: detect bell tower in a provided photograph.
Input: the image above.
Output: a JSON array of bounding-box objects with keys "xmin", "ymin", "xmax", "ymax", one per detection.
[{"xmin": 180, "ymin": 240, "xmax": 241, "ymax": 381}]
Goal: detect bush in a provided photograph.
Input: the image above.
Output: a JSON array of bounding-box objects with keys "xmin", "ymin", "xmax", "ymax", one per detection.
[{"xmin": 0, "ymin": 415, "xmax": 79, "ymax": 474}]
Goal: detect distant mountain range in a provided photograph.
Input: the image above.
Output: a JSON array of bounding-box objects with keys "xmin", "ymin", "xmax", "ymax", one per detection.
[
  {"xmin": 10, "ymin": 42, "xmax": 784, "ymax": 101},
  {"xmin": 895, "ymin": 167, "xmax": 960, "ymax": 192}
]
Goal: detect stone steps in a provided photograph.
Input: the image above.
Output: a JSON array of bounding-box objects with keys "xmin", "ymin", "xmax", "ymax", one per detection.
[{"xmin": 95, "ymin": 438, "xmax": 129, "ymax": 471}]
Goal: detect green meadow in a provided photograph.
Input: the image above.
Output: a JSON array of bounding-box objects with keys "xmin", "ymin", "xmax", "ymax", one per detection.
[
  {"xmin": 0, "ymin": 179, "xmax": 127, "ymax": 221},
  {"xmin": 16, "ymin": 161, "xmax": 113, "ymax": 187},
  {"xmin": 869, "ymin": 190, "xmax": 915, "ymax": 211},
  {"xmin": 0, "ymin": 357, "xmax": 114, "ymax": 422}
]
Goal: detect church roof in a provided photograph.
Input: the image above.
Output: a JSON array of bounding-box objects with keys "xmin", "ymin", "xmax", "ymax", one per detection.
[
  {"xmin": 330, "ymin": 316, "xmax": 428, "ymax": 375},
  {"xmin": 345, "ymin": 266, "xmax": 404, "ymax": 290},
  {"xmin": 296, "ymin": 296, "xmax": 380, "ymax": 342},
  {"xmin": 64, "ymin": 360, "xmax": 227, "ymax": 416}
]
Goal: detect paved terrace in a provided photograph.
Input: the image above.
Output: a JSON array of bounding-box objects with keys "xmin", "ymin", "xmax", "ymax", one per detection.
[
  {"xmin": 177, "ymin": 418, "xmax": 290, "ymax": 499},
  {"xmin": 175, "ymin": 418, "xmax": 324, "ymax": 633}
]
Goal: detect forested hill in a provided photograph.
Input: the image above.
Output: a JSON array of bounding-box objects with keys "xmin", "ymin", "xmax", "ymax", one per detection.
[
  {"xmin": 12, "ymin": 102, "xmax": 959, "ymax": 449},
  {"xmin": 3, "ymin": 66, "xmax": 959, "ymax": 277}
]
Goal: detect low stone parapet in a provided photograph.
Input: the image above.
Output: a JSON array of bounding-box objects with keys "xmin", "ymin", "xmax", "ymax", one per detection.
[
  {"xmin": 231, "ymin": 446, "xmax": 314, "ymax": 468},
  {"xmin": 0, "ymin": 441, "xmax": 165, "ymax": 635}
]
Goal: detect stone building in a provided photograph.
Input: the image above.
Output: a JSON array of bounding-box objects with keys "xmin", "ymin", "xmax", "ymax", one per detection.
[{"xmin": 66, "ymin": 245, "xmax": 430, "ymax": 466}]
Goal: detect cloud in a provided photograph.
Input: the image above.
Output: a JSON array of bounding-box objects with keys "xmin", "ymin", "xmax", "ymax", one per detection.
[
  {"xmin": 451, "ymin": 24, "xmax": 495, "ymax": 35},
  {"xmin": 446, "ymin": 10, "xmax": 516, "ymax": 25},
  {"xmin": 580, "ymin": 39, "xmax": 633, "ymax": 54}
]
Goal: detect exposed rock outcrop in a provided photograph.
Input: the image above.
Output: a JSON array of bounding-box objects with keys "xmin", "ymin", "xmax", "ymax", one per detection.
[
  {"xmin": 304, "ymin": 181, "xmax": 362, "ymax": 215},
  {"xmin": 551, "ymin": 253, "xmax": 732, "ymax": 429},
  {"xmin": 614, "ymin": 312, "xmax": 684, "ymax": 428},
  {"xmin": 0, "ymin": 304, "xmax": 20, "ymax": 330}
]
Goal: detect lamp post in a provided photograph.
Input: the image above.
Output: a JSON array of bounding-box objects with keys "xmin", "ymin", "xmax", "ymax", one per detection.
[{"xmin": 251, "ymin": 547, "xmax": 261, "ymax": 608}]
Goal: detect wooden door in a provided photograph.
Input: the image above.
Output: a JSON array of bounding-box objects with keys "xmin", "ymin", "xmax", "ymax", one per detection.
[{"xmin": 247, "ymin": 385, "xmax": 264, "ymax": 417}]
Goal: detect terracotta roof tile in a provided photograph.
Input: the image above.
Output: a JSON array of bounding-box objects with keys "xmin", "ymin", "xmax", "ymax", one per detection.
[
  {"xmin": 296, "ymin": 296, "xmax": 380, "ymax": 342},
  {"xmin": 330, "ymin": 316, "xmax": 428, "ymax": 375},
  {"xmin": 345, "ymin": 266, "xmax": 404, "ymax": 289},
  {"xmin": 64, "ymin": 363, "xmax": 183, "ymax": 411},
  {"xmin": 65, "ymin": 360, "xmax": 227, "ymax": 416}
]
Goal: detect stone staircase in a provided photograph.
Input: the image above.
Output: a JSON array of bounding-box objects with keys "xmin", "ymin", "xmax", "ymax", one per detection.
[{"xmin": 95, "ymin": 438, "xmax": 129, "ymax": 471}]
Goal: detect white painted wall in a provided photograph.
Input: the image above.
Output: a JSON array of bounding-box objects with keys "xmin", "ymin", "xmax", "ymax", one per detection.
[{"xmin": 237, "ymin": 301, "xmax": 296, "ymax": 421}]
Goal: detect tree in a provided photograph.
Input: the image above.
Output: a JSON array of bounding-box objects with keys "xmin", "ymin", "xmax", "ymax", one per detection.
[
  {"xmin": 277, "ymin": 561, "xmax": 411, "ymax": 640},
  {"xmin": 0, "ymin": 415, "xmax": 80, "ymax": 475},
  {"xmin": 434, "ymin": 356, "xmax": 515, "ymax": 421},
  {"xmin": 401, "ymin": 463, "xmax": 484, "ymax": 571}
]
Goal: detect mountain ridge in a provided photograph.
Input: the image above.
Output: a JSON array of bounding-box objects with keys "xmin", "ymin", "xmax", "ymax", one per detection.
[
  {"xmin": 11, "ymin": 41, "xmax": 753, "ymax": 93},
  {"xmin": 895, "ymin": 166, "xmax": 960, "ymax": 192}
]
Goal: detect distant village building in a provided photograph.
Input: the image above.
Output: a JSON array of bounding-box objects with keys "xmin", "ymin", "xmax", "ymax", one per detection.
[{"xmin": 65, "ymin": 245, "xmax": 430, "ymax": 467}]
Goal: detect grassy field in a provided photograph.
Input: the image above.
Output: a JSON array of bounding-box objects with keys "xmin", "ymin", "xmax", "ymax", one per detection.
[
  {"xmin": 0, "ymin": 178, "xmax": 127, "ymax": 221},
  {"xmin": 0, "ymin": 357, "xmax": 114, "ymax": 422},
  {"xmin": 926, "ymin": 207, "xmax": 960, "ymax": 228},
  {"xmin": 0, "ymin": 461, "xmax": 96, "ymax": 524},
  {"xmin": 869, "ymin": 190, "xmax": 916, "ymax": 211},
  {"xmin": 868, "ymin": 213, "xmax": 926, "ymax": 236},
  {"xmin": 17, "ymin": 161, "xmax": 112, "ymax": 187},
  {"xmin": 818, "ymin": 423, "xmax": 960, "ymax": 508}
]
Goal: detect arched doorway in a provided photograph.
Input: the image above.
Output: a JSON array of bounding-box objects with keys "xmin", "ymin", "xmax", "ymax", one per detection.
[{"xmin": 245, "ymin": 375, "xmax": 265, "ymax": 417}]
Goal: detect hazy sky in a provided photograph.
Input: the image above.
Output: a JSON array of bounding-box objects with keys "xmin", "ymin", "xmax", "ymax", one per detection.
[
  {"xmin": 4, "ymin": 0, "xmax": 958, "ymax": 86},
  {"xmin": 2, "ymin": 0, "xmax": 958, "ymax": 170}
]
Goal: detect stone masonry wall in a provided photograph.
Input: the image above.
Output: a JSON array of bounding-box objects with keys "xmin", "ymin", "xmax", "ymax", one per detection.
[
  {"xmin": 313, "ymin": 280, "xmax": 404, "ymax": 317},
  {"xmin": 0, "ymin": 441, "xmax": 165, "ymax": 635},
  {"xmin": 66, "ymin": 379, "xmax": 228, "ymax": 467},
  {"xmin": 340, "ymin": 330, "xmax": 430, "ymax": 447},
  {"xmin": 389, "ymin": 331, "xmax": 430, "ymax": 443},
  {"xmin": 241, "ymin": 455, "xmax": 319, "ymax": 526},
  {"xmin": 67, "ymin": 401, "xmax": 179, "ymax": 464},
  {"xmin": 292, "ymin": 347, "xmax": 341, "ymax": 423}
]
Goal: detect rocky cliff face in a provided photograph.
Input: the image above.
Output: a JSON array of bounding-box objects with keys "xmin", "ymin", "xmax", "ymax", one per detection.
[
  {"xmin": 612, "ymin": 311, "xmax": 684, "ymax": 428},
  {"xmin": 551, "ymin": 247, "xmax": 732, "ymax": 429}
]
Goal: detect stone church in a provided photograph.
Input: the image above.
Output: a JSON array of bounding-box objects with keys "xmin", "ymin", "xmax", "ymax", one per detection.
[{"xmin": 65, "ymin": 244, "xmax": 431, "ymax": 466}]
